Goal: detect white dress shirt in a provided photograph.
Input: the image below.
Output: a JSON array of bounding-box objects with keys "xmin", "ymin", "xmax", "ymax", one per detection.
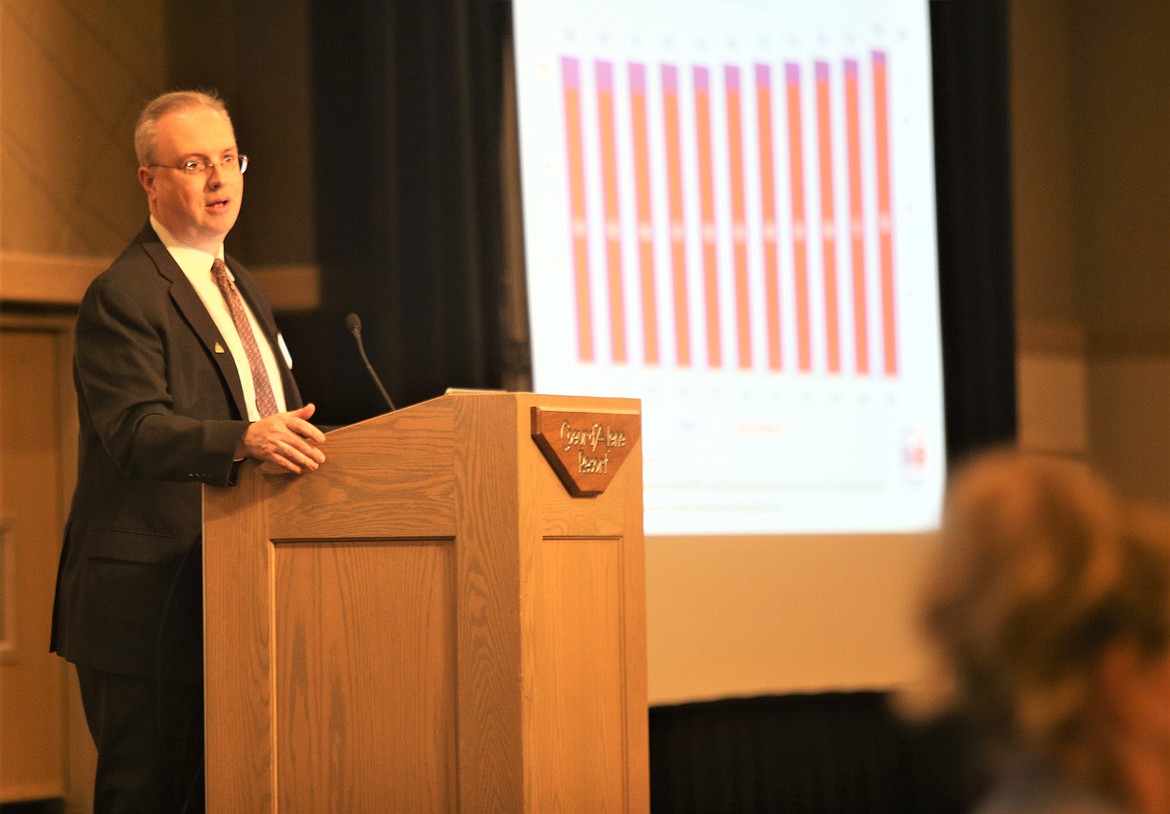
[{"xmin": 150, "ymin": 216, "xmax": 288, "ymax": 421}]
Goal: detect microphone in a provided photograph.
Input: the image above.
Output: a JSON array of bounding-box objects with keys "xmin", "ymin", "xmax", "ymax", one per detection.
[{"xmin": 345, "ymin": 313, "xmax": 397, "ymax": 412}]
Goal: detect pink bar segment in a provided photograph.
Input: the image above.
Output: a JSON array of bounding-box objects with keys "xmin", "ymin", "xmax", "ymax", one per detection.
[
  {"xmin": 873, "ymin": 51, "xmax": 898, "ymax": 376},
  {"xmin": 560, "ymin": 57, "xmax": 593, "ymax": 362},
  {"xmin": 694, "ymin": 66, "xmax": 722, "ymax": 368},
  {"xmin": 756, "ymin": 63, "xmax": 782, "ymax": 370},
  {"xmin": 785, "ymin": 63, "xmax": 812, "ymax": 372},
  {"xmin": 629, "ymin": 62, "xmax": 659, "ymax": 365},
  {"xmin": 595, "ymin": 59, "xmax": 628, "ymax": 363},
  {"xmin": 815, "ymin": 61, "xmax": 841, "ymax": 373},
  {"xmin": 662, "ymin": 65, "xmax": 692, "ymax": 366},
  {"xmin": 844, "ymin": 59, "xmax": 870, "ymax": 375},
  {"xmin": 725, "ymin": 65, "xmax": 752, "ymax": 369}
]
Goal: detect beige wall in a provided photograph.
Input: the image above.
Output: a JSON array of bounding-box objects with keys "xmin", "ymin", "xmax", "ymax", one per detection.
[
  {"xmin": 0, "ymin": 0, "xmax": 318, "ymax": 309},
  {"xmin": 0, "ymin": 1, "xmax": 167, "ymax": 301},
  {"xmin": 1013, "ymin": 0, "xmax": 1170, "ymax": 506},
  {"xmin": 1074, "ymin": 3, "xmax": 1170, "ymax": 505},
  {"xmin": 1, "ymin": 1, "xmax": 164, "ymax": 258},
  {"xmin": 1012, "ymin": 0, "xmax": 1087, "ymax": 460}
]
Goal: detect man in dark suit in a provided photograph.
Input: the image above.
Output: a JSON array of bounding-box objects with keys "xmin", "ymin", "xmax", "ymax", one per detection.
[{"xmin": 50, "ymin": 90, "xmax": 326, "ymax": 813}]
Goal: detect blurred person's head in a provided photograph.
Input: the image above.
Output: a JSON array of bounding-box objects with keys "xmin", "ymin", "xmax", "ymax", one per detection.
[{"xmin": 921, "ymin": 450, "xmax": 1170, "ymax": 811}]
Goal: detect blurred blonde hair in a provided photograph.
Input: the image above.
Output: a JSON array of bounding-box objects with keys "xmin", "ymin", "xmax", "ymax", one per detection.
[{"xmin": 920, "ymin": 449, "xmax": 1170, "ymax": 787}]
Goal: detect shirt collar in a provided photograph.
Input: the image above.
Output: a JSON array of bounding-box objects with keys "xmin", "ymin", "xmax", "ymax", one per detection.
[{"xmin": 150, "ymin": 215, "xmax": 229, "ymax": 280}]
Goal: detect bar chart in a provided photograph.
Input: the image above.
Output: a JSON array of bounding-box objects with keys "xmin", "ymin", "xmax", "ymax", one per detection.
[
  {"xmin": 560, "ymin": 51, "xmax": 900, "ymax": 378},
  {"xmin": 515, "ymin": 0, "xmax": 945, "ymax": 535},
  {"xmin": 561, "ymin": 49, "xmax": 898, "ymax": 378}
]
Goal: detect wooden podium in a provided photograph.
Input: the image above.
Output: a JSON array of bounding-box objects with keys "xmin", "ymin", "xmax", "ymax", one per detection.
[{"xmin": 203, "ymin": 392, "xmax": 648, "ymax": 813}]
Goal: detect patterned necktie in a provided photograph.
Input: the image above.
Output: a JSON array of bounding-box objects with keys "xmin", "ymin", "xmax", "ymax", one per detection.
[{"xmin": 211, "ymin": 258, "xmax": 279, "ymax": 417}]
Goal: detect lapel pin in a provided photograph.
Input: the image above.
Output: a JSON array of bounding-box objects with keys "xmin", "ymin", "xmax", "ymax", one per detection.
[{"xmin": 214, "ymin": 342, "xmax": 225, "ymax": 354}]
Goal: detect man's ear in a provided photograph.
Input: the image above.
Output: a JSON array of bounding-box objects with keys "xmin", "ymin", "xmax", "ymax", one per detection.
[{"xmin": 138, "ymin": 166, "xmax": 154, "ymax": 194}]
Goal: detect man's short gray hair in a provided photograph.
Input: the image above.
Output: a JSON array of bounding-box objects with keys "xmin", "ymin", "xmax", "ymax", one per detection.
[{"xmin": 134, "ymin": 90, "xmax": 231, "ymax": 166}]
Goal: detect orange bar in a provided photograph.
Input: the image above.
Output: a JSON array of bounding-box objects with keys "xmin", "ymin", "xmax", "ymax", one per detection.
[
  {"xmin": 756, "ymin": 64, "xmax": 782, "ymax": 370},
  {"xmin": 596, "ymin": 60, "xmax": 627, "ymax": 364},
  {"xmin": 815, "ymin": 62, "xmax": 840, "ymax": 374},
  {"xmin": 844, "ymin": 59, "xmax": 869, "ymax": 375},
  {"xmin": 629, "ymin": 63, "xmax": 659, "ymax": 365},
  {"xmin": 785, "ymin": 63, "xmax": 811, "ymax": 372},
  {"xmin": 561, "ymin": 58, "xmax": 593, "ymax": 362},
  {"xmin": 662, "ymin": 66, "xmax": 691, "ymax": 367},
  {"xmin": 694, "ymin": 67, "xmax": 721, "ymax": 368},
  {"xmin": 725, "ymin": 66, "xmax": 751, "ymax": 370},
  {"xmin": 873, "ymin": 51, "xmax": 898, "ymax": 376}
]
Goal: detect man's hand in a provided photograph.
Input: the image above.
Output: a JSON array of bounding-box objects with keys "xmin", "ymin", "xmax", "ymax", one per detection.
[{"xmin": 236, "ymin": 403, "xmax": 327, "ymax": 474}]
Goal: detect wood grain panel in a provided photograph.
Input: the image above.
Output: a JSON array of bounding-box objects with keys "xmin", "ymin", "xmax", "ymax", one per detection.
[
  {"xmin": 616, "ymin": 423, "xmax": 650, "ymax": 812},
  {"xmin": 266, "ymin": 400, "xmax": 456, "ymax": 540},
  {"xmin": 203, "ymin": 472, "xmax": 276, "ymax": 813},
  {"xmin": 516, "ymin": 393, "xmax": 649, "ymax": 814},
  {"xmin": 274, "ymin": 541, "xmax": 457, "ymax": 813},
  {"xmin": 0, "ymin": 329, "xmax": 67, "ymax": 802},
  {"xmin": 533, "ymin": 538, "xmax": 627, "ymax": 813},
  {"xmin": 536, "ymin": 454, "xmax": 629, "ymax": 539},
  {"xmin": 452, "ymin": 394, "xmax": 524, "ymax": 813}
]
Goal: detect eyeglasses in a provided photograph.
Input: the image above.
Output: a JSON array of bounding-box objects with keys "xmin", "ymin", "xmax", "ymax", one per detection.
[{"xmin": 150, "ymin": 154, "xmax": 248, "ymax": 176}]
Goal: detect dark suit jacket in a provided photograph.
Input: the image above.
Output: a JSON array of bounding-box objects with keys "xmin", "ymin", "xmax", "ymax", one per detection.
[{"xmin": 51, "ymin": 223, "xmax": 302, "ymax": 683}]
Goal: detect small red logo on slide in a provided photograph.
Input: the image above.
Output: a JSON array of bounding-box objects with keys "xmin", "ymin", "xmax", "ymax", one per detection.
[{"xmin": 904, "ymin": 426, "xmax": 927, "ymax": 471}]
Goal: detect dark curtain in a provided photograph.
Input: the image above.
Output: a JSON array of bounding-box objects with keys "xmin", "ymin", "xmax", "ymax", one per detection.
[
  {"xmin": 648, "ymin": 693, "xmax": 986, "ymax": 814},
  {"xmin": 931, "ymin": 0, "xmax": 1018, "ymax": 462},
  {"xmin": 288, "ymin": 0, "xmax": 512, "ymax": 425}
]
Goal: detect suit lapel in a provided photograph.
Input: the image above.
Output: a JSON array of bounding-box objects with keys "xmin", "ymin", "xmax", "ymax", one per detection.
[
  {"xmin": 137, "ymin": 227, "xmax": 250, "ymax": 419},
  {"xmin": 228, "ymin": 261, "xmax": 280, "ymax": 349}
]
